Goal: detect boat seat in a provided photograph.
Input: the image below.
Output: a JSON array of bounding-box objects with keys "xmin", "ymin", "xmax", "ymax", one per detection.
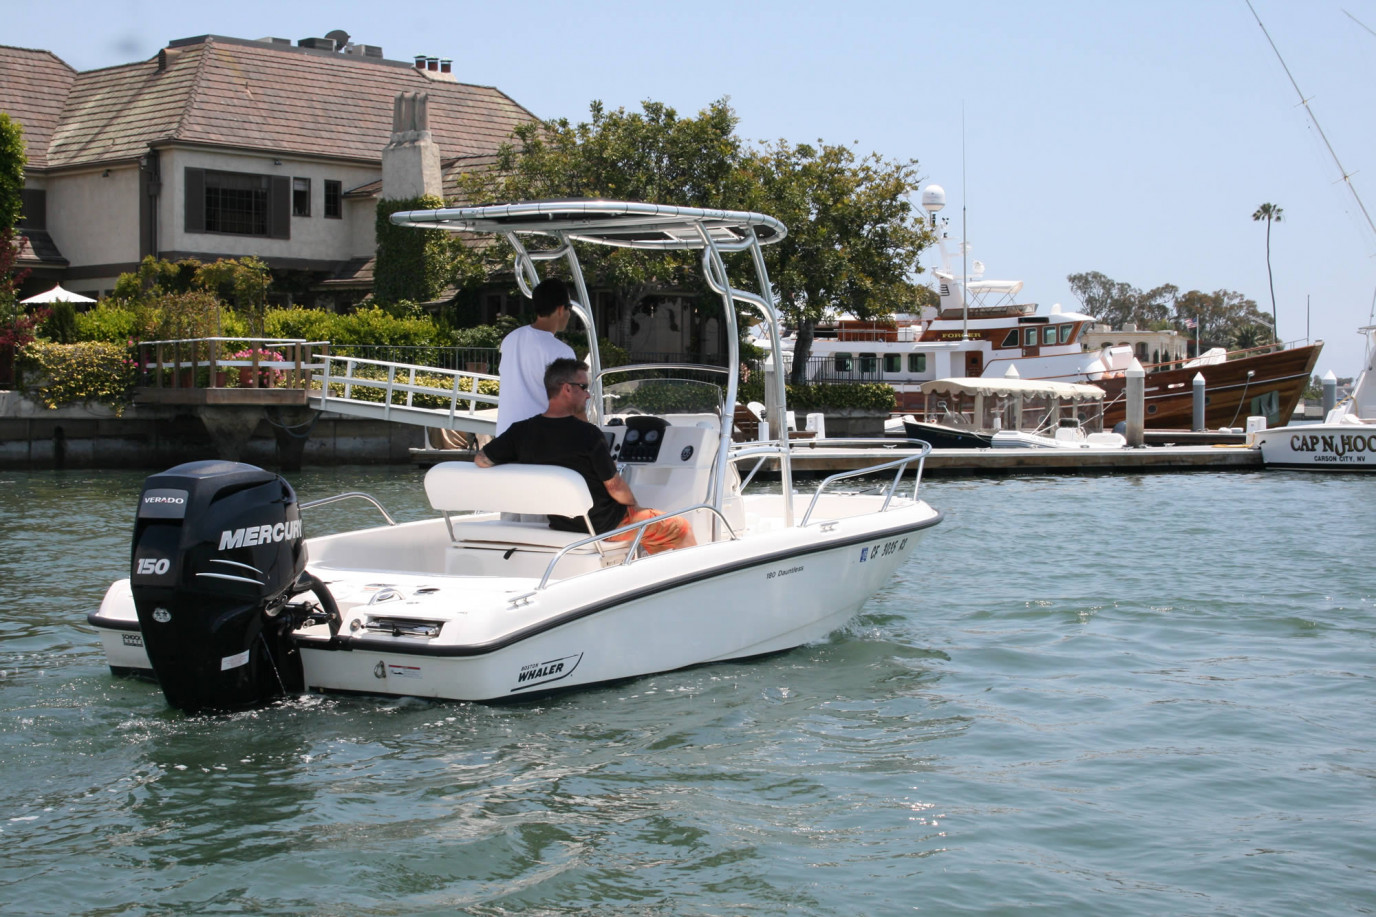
[
  {"xmin": 425, "ymin": 460, "xmax": 593, "ymax": 518},
  {"xmin": 424, "ymin": 461, "xmax": 624, "ymax": 558}
]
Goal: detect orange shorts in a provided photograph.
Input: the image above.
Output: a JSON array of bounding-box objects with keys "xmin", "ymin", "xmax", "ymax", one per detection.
[{"xmin": 607, "ymin": 507, "xmax": 690, "ymax": 553}]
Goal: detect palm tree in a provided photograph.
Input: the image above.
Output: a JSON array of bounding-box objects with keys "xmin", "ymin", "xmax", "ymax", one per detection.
[{"xmin": 1252, "ymin": 203, "xmax": 1283, "ymax": 342}]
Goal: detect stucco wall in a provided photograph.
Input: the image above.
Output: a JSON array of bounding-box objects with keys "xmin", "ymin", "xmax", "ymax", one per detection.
[{"xmin": 158, "ymin": 148, "xmax": 379, "ymax": 262}]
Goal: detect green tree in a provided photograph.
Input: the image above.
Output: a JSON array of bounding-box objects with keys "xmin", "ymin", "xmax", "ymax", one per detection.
[
  {"xmin": 1, "ymin": 113, "xmax": 30, "ymax": 386},
  {"xmin": 1251, "ymin": 202, "xmax": 1283, "ymax": 341},
  {"xmin": 458, "ymin": 99, "xmax": 752, "ymax": 338},
  {"xmin": 0, "ymin": 113, "xmax": 23, "ymax": 232},
  {"xmin": 1067, "ymin": 271, "xmax": 1177, "ymax": 329},
  {"xmin": 1174, "ymin": 288, "xmax": 1271, "ymax": 352},
  {"xmin": 194, "ymin": 257, "xmax": 270, "ymax": 335},
  {"xmin": 744, "ymin": 140, "xmax": 931, "ymax": 384}
]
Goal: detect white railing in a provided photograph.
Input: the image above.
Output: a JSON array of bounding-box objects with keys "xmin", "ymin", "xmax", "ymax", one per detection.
[{"xmin": 311, "ymin": 354, "xmax": 498, "ymax": 430}]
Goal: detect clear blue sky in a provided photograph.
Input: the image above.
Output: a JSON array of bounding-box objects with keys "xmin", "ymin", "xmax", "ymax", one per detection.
[{"xmin": 10, "ymin": 0, "xmax": 1376, "ymax": 374}]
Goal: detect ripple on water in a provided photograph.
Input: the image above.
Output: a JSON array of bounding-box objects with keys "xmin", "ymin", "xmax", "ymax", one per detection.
[{"xmin": 2, "ymin": 469, "xmax": 1375, "ymax": 915}]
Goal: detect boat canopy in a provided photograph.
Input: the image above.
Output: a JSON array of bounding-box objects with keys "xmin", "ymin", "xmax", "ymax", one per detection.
[
  {"xmin": 919, "ymin": 376, "xmax": 1105, "ymax": 400},
  {"xmin": 389, "ymin": 199, "xmax": 786, "ymax": 250}
]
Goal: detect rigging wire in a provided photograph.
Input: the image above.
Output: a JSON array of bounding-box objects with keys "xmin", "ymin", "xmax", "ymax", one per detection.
[{"xmin": 1246, "ymin": 0, "xmax": 1376, "ymax": 246}]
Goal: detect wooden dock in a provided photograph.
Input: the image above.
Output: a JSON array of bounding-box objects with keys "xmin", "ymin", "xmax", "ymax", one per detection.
[{"xmin": 412, "ymin": 441, "xmax": 1262, "ymax": 476}]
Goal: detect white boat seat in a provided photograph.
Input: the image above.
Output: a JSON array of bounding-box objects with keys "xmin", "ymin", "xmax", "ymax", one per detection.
[
  {"xmin": 448, "ymin": 519, "xmax": 596, "ymax": 550},
  {"xmin": 423, "ymin": 461, "xmax": 627, "ymax": 561},
  {"xmin": 425, "ymin": 461, "xmax": 593, "ymax": 518}
]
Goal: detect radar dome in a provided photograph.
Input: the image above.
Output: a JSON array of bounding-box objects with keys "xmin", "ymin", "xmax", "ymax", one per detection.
[{"xmin": 921, "ymin": 185, "xmax": 946, "ymax": 214}]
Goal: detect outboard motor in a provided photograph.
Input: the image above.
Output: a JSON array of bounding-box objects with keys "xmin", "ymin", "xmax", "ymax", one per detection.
[{"xmin": 129, "ymin": 460, "xmax": 322, "ymax": 712}]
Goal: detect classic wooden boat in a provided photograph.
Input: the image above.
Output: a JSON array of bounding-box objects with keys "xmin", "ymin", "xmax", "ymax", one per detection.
[{"xmin": 1094, "ymin": 342, "xmax": 1322, "ymax": 430}]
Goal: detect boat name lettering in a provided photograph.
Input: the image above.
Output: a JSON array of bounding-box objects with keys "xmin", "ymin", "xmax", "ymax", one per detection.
[
  {"xmin": 519, "ymin": 660, "xmax": 565, "ymax": 682},
  {"xmin": 122, "ymin": 633, "xmax": 143, "ymax": 647},
  {"xmin": 513, "ymin": 653, "xmax": 583, "ymax": 692},
  {"xmin": 1288, "ymin": 432, "xmax": 1375, "ymax": 460},
  {"xmin": 766, "ymin": 565, "xmax": 804, "ymax": 580},
  {"xmin": 218, "ymin": 519, "xmax": 302, "ymax": 551},
  {"xmin": 143, "ymin": 495, "xmax": 184, "ymax": 505},
  {"xmin": 860, "ymin": 537, "xmax": 908, "ymax": 563}
]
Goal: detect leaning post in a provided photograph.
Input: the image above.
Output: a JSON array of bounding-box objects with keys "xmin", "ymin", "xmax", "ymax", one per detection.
[
  {"xmin": 1126, "ymin": 359, "xmax": 1145, "ymax": 447},
  {"xmin": 1321, "ymin": 370, "xmax": 1337, "ymax": 418},
  {"xmin": 1192, "ymin": 372, "xmax": 1206, "ymax": 432}
]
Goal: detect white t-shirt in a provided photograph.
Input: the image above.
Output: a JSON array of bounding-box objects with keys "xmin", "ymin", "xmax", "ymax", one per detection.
[{"xmin": 496, "ymin": 324, "xmax": 576, "ymax": 434}]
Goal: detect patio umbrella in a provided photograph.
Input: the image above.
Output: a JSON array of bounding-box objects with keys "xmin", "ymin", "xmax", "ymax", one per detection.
[{"xmin": 21, "ymin": 284, "xmax": 96, "ymax": 304}]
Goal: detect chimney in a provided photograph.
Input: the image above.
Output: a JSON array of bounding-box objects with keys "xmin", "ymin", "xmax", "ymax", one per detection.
[
  {"xmin": 427, "ymin": 57, "xmax": 439, "ymax": 71},
  {"xmin": 440, "ymin": 59, "xmax": 451, "ymax": 74},
  {"xmin": 382, "ymin": 92, "xmax": 442, "ymax": 201},
  {"xmin": 414, "ymin": 55, "xmax": 426, "ymax": 69}
]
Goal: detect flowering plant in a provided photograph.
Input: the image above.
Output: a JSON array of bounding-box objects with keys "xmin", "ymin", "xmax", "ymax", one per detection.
[{"xmin": 229, "ymin": 348, "xmax": 287, "ymax": 386}]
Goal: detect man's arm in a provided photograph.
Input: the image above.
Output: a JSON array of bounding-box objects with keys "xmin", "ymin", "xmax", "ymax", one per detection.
[{"xmin": 602, "ymin": 472, "xmax": 638, "ymax": 511}]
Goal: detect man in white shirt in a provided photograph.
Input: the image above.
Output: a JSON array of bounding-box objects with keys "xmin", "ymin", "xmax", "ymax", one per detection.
[{"xmin": 496, "ymin": 278, "xmax": 580, "ymax": 435}]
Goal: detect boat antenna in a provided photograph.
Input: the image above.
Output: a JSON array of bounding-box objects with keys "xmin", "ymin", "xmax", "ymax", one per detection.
[
  {"xmin": 1247, "ymin": 0, "xmax": 1376, "ymax": 245},
  {"xmin": 961, "ymin": 104, "xmax": 969, "ymax": 340}
]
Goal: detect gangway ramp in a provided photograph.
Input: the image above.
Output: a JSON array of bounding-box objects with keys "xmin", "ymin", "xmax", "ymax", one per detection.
[{"xmin": 306, "ymin": 354, "xmax": 498, "ymax": 437}]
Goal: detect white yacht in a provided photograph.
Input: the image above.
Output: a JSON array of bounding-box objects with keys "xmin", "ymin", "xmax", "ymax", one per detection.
[
  {"xmin": 89, "ymin": 201, "xmax": 944, "ymax": 710},
  {"xmin": 1251, "ymin": 326, "xmax": 1376, "ymax": 470},
  {"xmin": 780, "ymin": 184, "xmax": 1322, "ymax": 430}
]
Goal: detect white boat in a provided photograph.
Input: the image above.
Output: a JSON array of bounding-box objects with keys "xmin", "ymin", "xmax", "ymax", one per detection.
[
  {"xmin": 1251, "ymin": 326, "xmax": 1376, "ymax": 470},
  {"xmin": 89, "ymin": 201, "xmax": 943, "ymax": 710},
  {"xmin": 905, "ymin": 371, "xmax": 1126, "ymax": 450}
]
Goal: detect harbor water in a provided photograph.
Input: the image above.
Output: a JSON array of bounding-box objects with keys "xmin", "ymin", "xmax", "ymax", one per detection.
[{"xmin": 1, "ymin": 467, "xmax": 1372, "ymax": 915}]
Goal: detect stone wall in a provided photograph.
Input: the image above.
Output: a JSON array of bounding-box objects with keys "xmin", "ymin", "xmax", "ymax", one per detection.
[{"xmin": 0, "ymin": 394, "xmax": 423, "ymax": 470}]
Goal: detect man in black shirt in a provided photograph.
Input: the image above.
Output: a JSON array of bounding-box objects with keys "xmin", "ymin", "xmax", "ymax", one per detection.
[{"xmin": 475, "ymin": 358, "xmax": 695, "ymax": 553}]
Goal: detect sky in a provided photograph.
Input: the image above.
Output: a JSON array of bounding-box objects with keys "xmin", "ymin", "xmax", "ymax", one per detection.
[{"xmin": 9, "ymin": 0, "xmax": 1376, "ymax": 374}]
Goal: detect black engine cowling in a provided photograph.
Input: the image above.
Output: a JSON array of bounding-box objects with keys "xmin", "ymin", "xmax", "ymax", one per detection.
[{"xmin": 129, "ymin": 460, "xmax": 315, "ymax": 712}]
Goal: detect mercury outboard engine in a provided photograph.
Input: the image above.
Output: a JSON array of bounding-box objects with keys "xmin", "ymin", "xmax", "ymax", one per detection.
[{"xmin": 129, "ymin": 460, "xmax": 334, "ymax": 712}]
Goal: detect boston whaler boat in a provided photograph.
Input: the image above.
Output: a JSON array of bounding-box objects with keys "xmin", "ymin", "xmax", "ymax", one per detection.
[{"xmin": 90, "ymin": 201, "xmax": 943, "ymax": 710}]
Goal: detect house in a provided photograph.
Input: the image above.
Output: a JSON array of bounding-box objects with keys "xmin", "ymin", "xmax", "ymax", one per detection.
[
  {"xmin": 1, "ymin": 32, "xmax": 537, "ymax": 308},
  {"xmin": 1080, "ymin": 322, "xmax": 1193, "ymax": 369}
]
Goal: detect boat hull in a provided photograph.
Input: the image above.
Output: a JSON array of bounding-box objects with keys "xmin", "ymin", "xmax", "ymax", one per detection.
[
  {"xmin": 91, "ymin": 502, "xmax": 942, "ymax": 702},
  {"xmin": 901, "ymin": 420, "xmax": 993, "ymax": 449},
  {"xmin": 1252, "ymin": 422, "xmax": 1376, "ymax": 471},
  {"xmin": 1097, "ymin": 344, "xmax": 1321, "ymax": 430}
]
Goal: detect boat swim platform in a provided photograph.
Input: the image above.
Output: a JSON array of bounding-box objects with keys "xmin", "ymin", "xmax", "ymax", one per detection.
[{"xmin": 410, "ymin": 441, "xmax": 1263, "ymax": 476}]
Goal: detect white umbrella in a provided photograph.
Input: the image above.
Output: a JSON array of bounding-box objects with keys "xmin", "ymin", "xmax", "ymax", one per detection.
[{"xmin": 21, "ymin": 283, "xmax": 96, "ymax": 304}]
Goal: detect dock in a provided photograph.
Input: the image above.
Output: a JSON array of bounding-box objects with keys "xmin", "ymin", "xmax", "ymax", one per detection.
[{"xmin": 412, "ymin": 440, "xmax": 1263, "ymax": 476}]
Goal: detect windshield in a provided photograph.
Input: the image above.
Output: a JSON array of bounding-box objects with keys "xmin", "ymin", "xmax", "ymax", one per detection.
[{"xmin": 601, "ymin": 378, "xmax": 724, "ymax": 420}]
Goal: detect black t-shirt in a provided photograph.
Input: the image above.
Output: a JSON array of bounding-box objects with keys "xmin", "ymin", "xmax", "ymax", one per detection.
[{"xmin": 482, "ymin": 414, "xmax": 624, "ymax": 533}]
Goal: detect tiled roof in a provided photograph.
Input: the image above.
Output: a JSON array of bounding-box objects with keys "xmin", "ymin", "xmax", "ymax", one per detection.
[
  {"xmin": 0, "ymin": 46, "xmax": 77, "ymax": 170},
  {"xmin": 317, "ymin": 256, "xmax": 374, "ymax": 287},
  {"xmin": 15, "ymin": 228, "xmax": 68, "ymax": 266},
  {"xmin": 6, "ymin": 36, "xmax": 538, "ymax": 170}
]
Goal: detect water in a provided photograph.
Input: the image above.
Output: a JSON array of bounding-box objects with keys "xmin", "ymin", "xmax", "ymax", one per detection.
[{"xmin": 1, "ymin": 467, "xmax": 1372, "ymax": 915}]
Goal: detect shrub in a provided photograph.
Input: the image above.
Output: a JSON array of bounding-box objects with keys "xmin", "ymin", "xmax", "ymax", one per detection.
[
  {"xmin": 736, "ymin": 380, "xmax": 895, "ymax": 413},
  {"xmin": 74, "ymin": 302, "xmax": 141, "ymax": 343},
  {"xmin": 42, "ymin": 301, "xmax": 78, "ymax": 343},
  {"xmin": 18, "ymin": 341, "xmax": 136, "ymax": 413}
]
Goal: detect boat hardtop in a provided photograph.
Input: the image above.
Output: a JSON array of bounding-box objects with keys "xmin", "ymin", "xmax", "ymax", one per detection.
[{"xmin": 91, "ymin": 200, "xmax": 943, "ymax": 710}]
